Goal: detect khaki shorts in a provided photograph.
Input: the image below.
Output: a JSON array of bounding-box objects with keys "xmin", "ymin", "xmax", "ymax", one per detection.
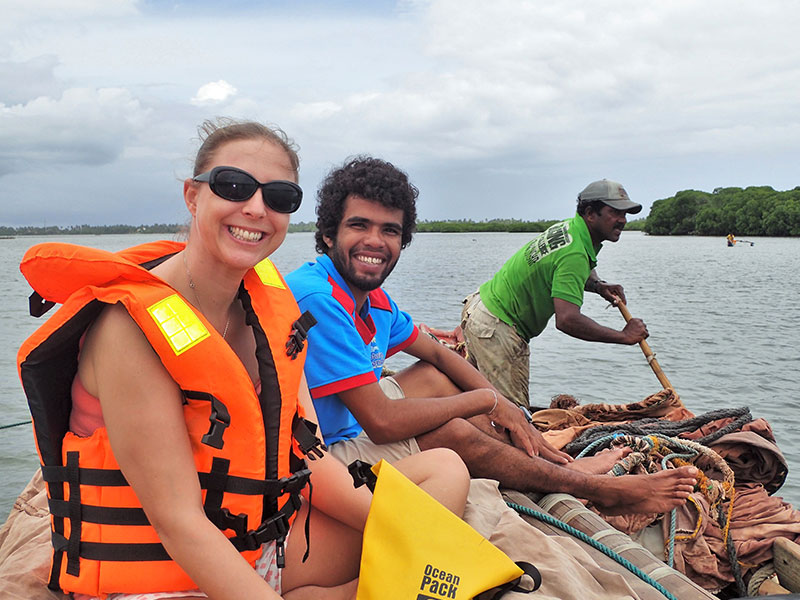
[
  {"xmin": 328, "ymin": 377, "xmax": 421, "ymax": 466},
  {"xmin": 460, "ymin": 291, "xmax": 531, "ymax": 408}
]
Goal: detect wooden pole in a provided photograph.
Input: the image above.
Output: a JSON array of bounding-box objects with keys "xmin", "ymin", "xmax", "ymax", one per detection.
[{"xmin": 615, "ymin": 299, "xmax": 673, "ymax": 390}]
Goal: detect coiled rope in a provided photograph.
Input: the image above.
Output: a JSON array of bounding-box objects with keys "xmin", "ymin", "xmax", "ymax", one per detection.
[
  {"xmin": 576, "ymin": 431, "xmax": 748, "ymax": 597},
  {"xmin": 506, "ymin": 501, "xmax": 679, "ymax": 600},
  {"xmin": 564, "ymin": 407, "xmax": 753, "ymax": 455}
]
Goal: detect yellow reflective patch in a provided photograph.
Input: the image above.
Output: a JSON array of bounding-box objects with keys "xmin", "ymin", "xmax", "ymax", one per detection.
[
  {"xmin": 254, "ymin": 258, "xmax": 285, "ymax": 289},
  {"xmin": 147, "ymin": 294, "xmax": 209, "ymax": 355}
]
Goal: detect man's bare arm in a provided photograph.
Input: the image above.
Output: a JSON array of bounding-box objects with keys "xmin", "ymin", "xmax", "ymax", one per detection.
[
  {"xmin": 338, "ymin": 333, "xmax": 570, "ymax": 462},
  {"xmin": 553, "ymin": 297, "xmax": 647, "ymax": 344},
  {"xmin": 337, "ymin": 379, "xmax": 491, "ymax": 444}
]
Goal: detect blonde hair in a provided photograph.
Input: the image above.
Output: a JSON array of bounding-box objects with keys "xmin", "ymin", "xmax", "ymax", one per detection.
[{"xmin": 193, "ymin": 117, "xmax": 300, "ymax": 180}]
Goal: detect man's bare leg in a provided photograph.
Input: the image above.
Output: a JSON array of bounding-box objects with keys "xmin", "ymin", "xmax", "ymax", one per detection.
[
  {"xmin": 393, "ymin": 361, "xmax": 697, "ymax": 514},
  {"xmin": 466, "ymin": 405, "xmax": 631, "ymax": 474},
  {"xmin": 416, "ymin": 418, "xmax": 696, "ymax": 514},
  {"xmin": 394, "ymin": 361, "xmax": 630, "ymax": 474}
]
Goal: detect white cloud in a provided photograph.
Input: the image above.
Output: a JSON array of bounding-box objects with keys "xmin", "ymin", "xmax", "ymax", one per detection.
[
  {"xmin": 1, "ymin": 0, "xmax": 799, "ymax": 224},
  {"xmin": 276, "ymin": 0, "xmax": 800, "ymax": 183},
  {"xmin": 292, "ymin": 101, "xmax": 343, "ymax": 121},
  {"xmin": 0, "ymin": 87, "xmax": 150, "ymax": 175},
  {"xmin": 190, "ymin": 80, "xmax": 238, "ymax": 106}
]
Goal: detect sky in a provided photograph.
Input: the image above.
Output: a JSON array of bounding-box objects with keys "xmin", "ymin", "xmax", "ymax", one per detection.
[{"xmin": 1, "ymin": 0, "xmax": 799, "ymax": 227}]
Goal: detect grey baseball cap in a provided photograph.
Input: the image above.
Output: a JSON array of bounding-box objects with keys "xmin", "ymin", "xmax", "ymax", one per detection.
[{"xmin": 577, "ymin": 179, "xmax": 642, "ymax": 214}]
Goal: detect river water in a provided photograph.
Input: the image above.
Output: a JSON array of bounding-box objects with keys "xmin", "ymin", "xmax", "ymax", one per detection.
[{"xmin": 1, "ymin": 231, "xmax": 798, "ymax": 516}]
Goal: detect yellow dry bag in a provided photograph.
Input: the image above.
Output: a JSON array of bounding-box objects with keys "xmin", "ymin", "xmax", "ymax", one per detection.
[{"xmin": 355, "ymin": 460, "xmax": 539, "ymax": 600}]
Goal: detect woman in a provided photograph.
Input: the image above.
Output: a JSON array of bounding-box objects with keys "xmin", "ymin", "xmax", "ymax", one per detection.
[{"xmin": 18, "ymin": 118, "xmax": 469, "ymax": 600}]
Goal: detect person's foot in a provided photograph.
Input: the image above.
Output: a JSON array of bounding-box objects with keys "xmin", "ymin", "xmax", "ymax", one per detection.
[
  {"xmin": 588, "ymin": 466, "xmax": 698, "ymax": 515},
  {"xmin": 566, "ymin": 447, "xmax": 632, "ymax": 475}
]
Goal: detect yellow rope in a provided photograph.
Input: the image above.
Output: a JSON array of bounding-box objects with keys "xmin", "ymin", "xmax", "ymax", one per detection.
[
  {"xmin": 673, "ymin": 495, "xmax": 704, "ymax": 542},
  {"xmin": 609, "ymin": 433, "xmax": 746, "ymax": 580},
  {"xmin": 721, "ymin": 484, "xmax": 736, "ymax": 543}
]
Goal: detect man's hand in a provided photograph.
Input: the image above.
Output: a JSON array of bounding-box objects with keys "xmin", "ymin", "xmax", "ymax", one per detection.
[
  {"xmin": 597, "ymin": 281, "xmax": 626, "ymax": 305},
  {"xmin": 490, "ymin": 395, "xmax": 572, "ymax": 464},
  {"xmin": 621, "ymin": 318, "xmax": 649, "ymax": 344}
]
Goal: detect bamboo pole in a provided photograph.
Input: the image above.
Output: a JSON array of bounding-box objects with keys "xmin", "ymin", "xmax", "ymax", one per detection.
[{"xmin": 615, "ymin": 299, "xmax": 674, "ymax": 390}]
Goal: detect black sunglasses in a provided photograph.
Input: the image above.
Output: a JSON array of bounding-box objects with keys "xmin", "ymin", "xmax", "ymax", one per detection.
[{"xmin": 193, "ymin": 166, "xmax": 303, "ymax": 214}]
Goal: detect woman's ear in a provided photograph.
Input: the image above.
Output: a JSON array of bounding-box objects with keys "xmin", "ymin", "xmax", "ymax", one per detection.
[{"xmin": 184, "ymin": 179, "xmax": 198, "ymax": 217}]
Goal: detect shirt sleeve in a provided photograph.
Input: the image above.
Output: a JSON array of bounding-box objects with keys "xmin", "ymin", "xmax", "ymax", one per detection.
[
  {"xmin": 385, "ymin": 296, "xmax": 418, "ymax": 357},
  {"xmin": 297, "ymin": 292, "xmax": 379, "ymax": 398},
  {"xmin": 550, "ymin": 251, "xmax": 590, "ymax": 306}
]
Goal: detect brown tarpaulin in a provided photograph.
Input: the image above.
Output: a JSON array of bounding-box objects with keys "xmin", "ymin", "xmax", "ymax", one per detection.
[{"xmin": 531, "ymin": 390, "xmax": 800, "ymax": 594}]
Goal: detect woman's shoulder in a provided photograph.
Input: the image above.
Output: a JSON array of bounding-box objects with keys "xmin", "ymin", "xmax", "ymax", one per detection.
[
  {"xmin": 86, "ymin": 303, "xmax": 148, "ymax": 349},
  {"xmin": 78, "ymin": 303, "xmax": 166, "ymax": 396}
]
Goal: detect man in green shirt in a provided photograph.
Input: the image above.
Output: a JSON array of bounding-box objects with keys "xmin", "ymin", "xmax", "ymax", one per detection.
[{"xmin": 460, "ymin": 179, "xmax": 649, "ymax": 408}]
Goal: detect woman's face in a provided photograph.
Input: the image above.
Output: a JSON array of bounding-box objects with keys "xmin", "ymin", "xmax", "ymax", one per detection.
[{"xmin": 184, "ymin": 138, "xmax": 296, "ymax": 271}]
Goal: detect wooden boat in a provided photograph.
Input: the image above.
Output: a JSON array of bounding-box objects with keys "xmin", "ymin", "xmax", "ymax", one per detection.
[{"xmin": 2, "ymin": 311, "xmax": 797, "ymax": 599}]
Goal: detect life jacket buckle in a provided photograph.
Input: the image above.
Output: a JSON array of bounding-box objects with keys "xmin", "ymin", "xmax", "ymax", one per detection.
[
  {"xmin": 282, "ymin": 470, "xmax": 312, "ymax": 496},
  {"xmin": 241, "ymin": 511, "xmax": 292, "ymax": 552},
  {"xmin": 285, "ymin": 311, "xmax": 317, "ymax": 359},
  {"xmin": 292, "ymin": 417, "xmax": 327, "ymax": 460},
  {"xmin": 348, "ymin": 460, "xmax": 378, "ymax": 492},
  {"xmin": 206, "ymin": 507, "xmax": 248, "ymax": 537}
]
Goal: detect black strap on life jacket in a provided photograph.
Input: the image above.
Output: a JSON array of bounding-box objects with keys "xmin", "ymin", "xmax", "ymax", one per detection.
[
  {"xmin": 29, "ymin": 290, "xmax": 56, "ymax": 318},
  {"xmin": 44, "ymin": 454, "xmax": 311, "ymax": 573},
  {"xmin": 182, "ymin": 390, "xmax": 231, "ymax": 450},
  {"xmin": 292, "ymin": 415, "xmax": 327, "ymax": 461},
  {"xmin": 285, "ymin": 310, "xmax": 317, "ymax": 359}
]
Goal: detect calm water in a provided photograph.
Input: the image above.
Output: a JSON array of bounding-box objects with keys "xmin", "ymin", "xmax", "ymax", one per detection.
[{"xmin": 1, "ymin": 232, "xmax": 798, "ymax": 516}]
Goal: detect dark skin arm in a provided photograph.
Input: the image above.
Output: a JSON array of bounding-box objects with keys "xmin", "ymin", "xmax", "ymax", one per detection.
[
  {"xmin": 584, "ymin": 269, "xmax": 626, "ymax": 304},
  {"xmin": 337, "ymin": 332, "xmax": 570, "ymax": 463},
  {"xmin": 553, "ymin": 297, "xmax": 648, "ymax": 344}
]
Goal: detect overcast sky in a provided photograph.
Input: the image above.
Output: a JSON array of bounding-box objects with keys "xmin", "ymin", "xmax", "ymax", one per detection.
[{"xmin": 1, "ymin": 0, "xmax": 798, "ymax": 227}]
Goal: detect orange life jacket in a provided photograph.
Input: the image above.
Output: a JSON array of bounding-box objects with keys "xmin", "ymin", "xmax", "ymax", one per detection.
[{"xmin": 17, "ymin": 241, "xmax": 323, "ymax": 596}]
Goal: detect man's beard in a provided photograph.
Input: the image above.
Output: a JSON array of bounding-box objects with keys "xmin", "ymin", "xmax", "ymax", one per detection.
[{"xmin": 328, "ymin": 242, "xmax": 398, "ymax": 292}]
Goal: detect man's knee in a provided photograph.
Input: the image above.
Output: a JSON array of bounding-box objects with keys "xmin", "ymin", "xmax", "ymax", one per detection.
[
  {"xmin": 393, "ymin": 361, "xmax": 461, "ymax": 397},
  {"xmin": 418, "ymin": 417, "xmax": 479, "ymax": 450}
]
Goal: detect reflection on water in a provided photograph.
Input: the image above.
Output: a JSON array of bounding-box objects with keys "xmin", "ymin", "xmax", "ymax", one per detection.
[{"xmin": 1, "ymin": 232, "xmax": 798, "ymax": 515}]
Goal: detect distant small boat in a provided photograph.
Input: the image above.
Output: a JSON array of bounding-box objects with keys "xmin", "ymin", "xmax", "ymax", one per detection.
[{"xmin": 726, "ymin": 235, "xmax": 754, "ymax": 247}]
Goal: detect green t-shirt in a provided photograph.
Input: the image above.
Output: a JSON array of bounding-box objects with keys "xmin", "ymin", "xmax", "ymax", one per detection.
[{"xmin": 479, "ymin": 214, "xmax": 600, "ymax": 341}]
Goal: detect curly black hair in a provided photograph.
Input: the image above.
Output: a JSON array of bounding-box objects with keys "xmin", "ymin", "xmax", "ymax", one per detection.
[{"xmin": 315, "ymin": 156, "xmax": 418, "ymax": 255}]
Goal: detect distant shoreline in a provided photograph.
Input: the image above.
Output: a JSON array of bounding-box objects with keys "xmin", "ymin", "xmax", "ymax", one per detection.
[{"xmin": 0, "ymin": 218, "xmax": 649, "ymax": 236}]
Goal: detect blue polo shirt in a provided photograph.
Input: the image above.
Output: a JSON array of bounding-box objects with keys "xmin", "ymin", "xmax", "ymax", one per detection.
[{"xmin": 285, "ymin": 254, "xmax": 418, "ymax": 444}]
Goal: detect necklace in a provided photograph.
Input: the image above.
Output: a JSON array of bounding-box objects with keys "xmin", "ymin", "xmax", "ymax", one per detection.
[{"xmin": 182, "ymin": 252, "xmax": 231, "ymax": 339}]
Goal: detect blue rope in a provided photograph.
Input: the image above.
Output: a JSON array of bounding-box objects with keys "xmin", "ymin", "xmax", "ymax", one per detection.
[
  {"xmin": 660, "ymin": 450, "xmax": 697, "ymax": 568},
  {"xmin": 506, "ymin": 501, "xmax": 678, "ymax": 600},
  {"xmin": 573, "ymin": 432, "xmax": 704, "ymax": 569},
  {"xmin": 570, "ymin": 430, "xmax": 745, "ymax": 594},
  {"xmin": 575, "ymin": 431, "xmax": 630, "ymax": 458}
]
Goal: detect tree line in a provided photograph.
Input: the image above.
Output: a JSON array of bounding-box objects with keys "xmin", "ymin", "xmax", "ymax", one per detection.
[
  {"xmin": 0, "ymin": 219, "xmax": 558, "ymax": 236},
  {"xmin": 0, "ymin": 223, "xmax": 181, "ymax": 237},
  {"xmin": 4, "ymin": 188, "xmax": 798, "ymax": 237},
  {"xmin": 415, "ymin": 218, "xmax": 559, "ymax": 233},
  {"xmin": 645, "ymin": 186, "xmax": 800, "ymax": 236}
]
